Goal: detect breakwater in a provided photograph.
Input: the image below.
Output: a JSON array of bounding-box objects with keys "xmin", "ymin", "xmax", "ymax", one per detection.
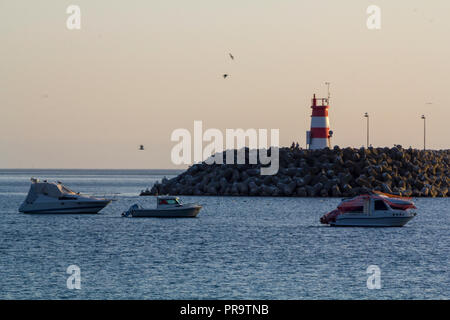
[{"xmin": 149, "ymin": 146, "xmax": 449, "ymax": 197}]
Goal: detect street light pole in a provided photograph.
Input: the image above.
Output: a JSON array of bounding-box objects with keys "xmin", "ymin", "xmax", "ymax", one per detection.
[
  {"xmin": 421, "ymin": 115, "xmax": 426, "ymax": 150},
  {"xmin": 364, "ymin": 112, "xmax": 369, "ymax": 147}
]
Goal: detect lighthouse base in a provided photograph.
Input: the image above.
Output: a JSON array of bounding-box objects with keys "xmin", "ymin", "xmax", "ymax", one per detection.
[{"xmin": 309, "ymin": 138, "xmax": 330, "ymax": 150}]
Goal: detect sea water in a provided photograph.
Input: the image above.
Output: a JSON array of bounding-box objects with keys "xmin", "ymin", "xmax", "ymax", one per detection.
[{"xmin": 0, "ymin": 169, "xmax": 448, "ymax": 299}]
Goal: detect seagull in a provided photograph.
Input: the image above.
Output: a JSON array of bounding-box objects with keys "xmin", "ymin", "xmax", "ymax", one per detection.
[
  {"xmin": 229, "ymin": 53, "xmax": 234, "ymax": 60},
  {"xmin": 223, "ymin": 74, "xmax": 228, "ymax": 79},
  {"xmin": 139, "ymin": 145, "xmax": 144, "ymax": 150}
]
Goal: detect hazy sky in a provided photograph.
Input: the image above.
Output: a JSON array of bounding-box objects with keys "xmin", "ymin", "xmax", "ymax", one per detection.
[{"xmin": 1, "ymin": 0, "xmax": 449, "ymax": 169}]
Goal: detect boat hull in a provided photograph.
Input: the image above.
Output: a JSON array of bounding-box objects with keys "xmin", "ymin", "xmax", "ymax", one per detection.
[
  {"xmin": 330, "ymin": 214, "xmax": 415, "ymax": 227},
  {"xmin": 130, "ymin": 206, "xmax": 202, "ymax": 218},
  {"xmin": 19, "ymin": 200, "xmax": 111, "ymax": 214}
]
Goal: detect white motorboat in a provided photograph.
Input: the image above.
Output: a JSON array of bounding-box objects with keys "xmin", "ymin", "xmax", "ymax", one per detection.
[
  {"xmin": 320, "ymin": 192, "xmax": 417, "ymax": 227},
  {"xmin": 19, "ymin": 178, "xmax": 112, "ymax": 214},
  {"xmin": 122, "ymin": 196, "xmax": 202, "ymax": 218}
]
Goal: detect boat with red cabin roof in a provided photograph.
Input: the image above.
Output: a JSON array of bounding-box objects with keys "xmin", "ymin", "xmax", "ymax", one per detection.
[{"xmin": 320, "ymin": 191, "xmax": 417, "ymax": 227}]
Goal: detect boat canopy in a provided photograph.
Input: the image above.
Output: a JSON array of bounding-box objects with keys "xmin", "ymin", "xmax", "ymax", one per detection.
[
  {"xmin": 24, "ymin": 180, "xmax": 77, "ymax": 204},
  {"xmin": 338, "ymin": 194, "xmax": 416, "ymax": 212},
  {"xmin": 338, "ymin": 195, "xmax": 369, "ymax": 212}
]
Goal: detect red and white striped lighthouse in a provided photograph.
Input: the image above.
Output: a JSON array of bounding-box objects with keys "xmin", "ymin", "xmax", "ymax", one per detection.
[{"xmin": 306, "ymin": 94, "xmax": 332, "ymax": 149}]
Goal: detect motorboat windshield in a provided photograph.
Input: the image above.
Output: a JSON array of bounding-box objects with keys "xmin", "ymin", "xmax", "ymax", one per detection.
[{"xmin": 157, "ymin": 196, "xmax": 182, "ymax": 207}]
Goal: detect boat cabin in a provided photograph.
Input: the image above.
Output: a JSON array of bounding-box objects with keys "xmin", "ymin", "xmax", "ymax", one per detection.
[
  {"xmin": 24, "ymin": 178, "xmax": 79, "ymax": 204},
  {"xmin": 157, "ymin": 196, "xmax": 182, "ymax": 208},
  {"xmin": 338, "ymin": 195, "xmax": 414, "ymax": 216},
  {"xmin": 360, "ymin": 198, "xmax": 390, "ymax": 215},
  {"xmin": 356, "ymin": 199, "xmax": 389, "ymax": 214}
]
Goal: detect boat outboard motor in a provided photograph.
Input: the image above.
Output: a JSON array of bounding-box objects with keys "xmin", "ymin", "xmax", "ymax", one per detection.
[{"xmin": 121, "ymin": 204, "xmax": 141, "ymax": 217}]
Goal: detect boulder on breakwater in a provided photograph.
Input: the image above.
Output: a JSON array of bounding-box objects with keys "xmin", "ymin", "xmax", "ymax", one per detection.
[{"xmin": 148, "ymin": 146, "xmax": 449, "ymax": 198}]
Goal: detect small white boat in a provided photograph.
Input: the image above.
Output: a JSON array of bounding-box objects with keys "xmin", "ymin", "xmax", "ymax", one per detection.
[
  {"xmin": 320, "ymin": 192, "xmax": 417, "ymax": 227},
  {"xmin": 19, "ymin": 178, "xmax": 111, "ymax": 214},
  {"xmin": 122, "ymin": 196, "xmax": 202, "ymax": 218}
]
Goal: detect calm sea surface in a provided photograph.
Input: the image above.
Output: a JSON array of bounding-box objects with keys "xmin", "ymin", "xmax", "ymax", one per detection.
[{"xmin": 0, "ymin": 169, "xmax": 448, "ymax": 299}]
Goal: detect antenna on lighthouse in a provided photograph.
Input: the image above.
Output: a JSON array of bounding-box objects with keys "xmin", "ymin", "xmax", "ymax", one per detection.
[{"xmin": 325, "ymin": 82, "xmax": 331, "ymax": 104}]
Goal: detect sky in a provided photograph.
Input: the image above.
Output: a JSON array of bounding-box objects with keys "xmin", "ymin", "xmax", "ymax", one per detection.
[{"xmin": 0, "ymin": 0, "xmax": 449, "ymax": 169}]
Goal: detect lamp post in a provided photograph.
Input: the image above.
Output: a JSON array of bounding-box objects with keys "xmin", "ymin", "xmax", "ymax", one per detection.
[
  {"xmin": 421, "ymin": 115, "xmax": 426, "ymax": 150},
  {"xmin": 364, "ymin": 112, "xmax": 369, "ymax": 148}
]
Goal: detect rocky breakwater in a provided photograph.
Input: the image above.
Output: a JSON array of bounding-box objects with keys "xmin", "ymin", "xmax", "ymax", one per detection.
[{"xmin": 149, "ymin": 146, "xmax": 449, "ymax": 197}]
